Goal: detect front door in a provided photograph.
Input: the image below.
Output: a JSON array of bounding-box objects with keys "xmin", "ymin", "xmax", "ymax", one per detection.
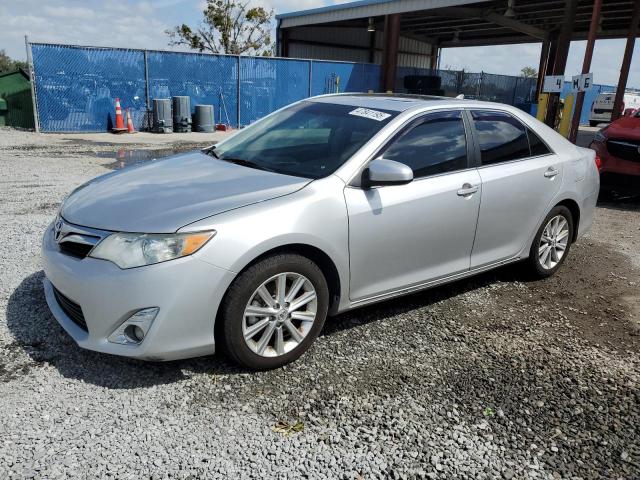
[{"xmin": 345, "ymin": 110, "xmax": 482, "ymax": 302}]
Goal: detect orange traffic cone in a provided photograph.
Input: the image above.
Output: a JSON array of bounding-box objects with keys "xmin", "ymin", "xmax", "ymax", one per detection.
[
  {"xmin": 126, "ymin": 108, "xmax": 136, "ymax": 134},
  {"xmin": 112, "ymin": 98, "xmax": 127, "ymax": 133}
]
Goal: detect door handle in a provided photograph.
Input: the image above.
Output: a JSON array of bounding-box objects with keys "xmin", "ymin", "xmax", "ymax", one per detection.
[
  {"xmin": 457, "ymin": 183, "xmax": 479, "ymax": 197},
  {"xmin": 544, "ymin": 168, "xmax": 559, "ymax": 178}
]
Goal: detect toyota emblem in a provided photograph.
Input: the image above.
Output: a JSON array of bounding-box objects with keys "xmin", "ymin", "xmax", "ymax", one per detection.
[{"xmin": 54, "ymin": 217, "xmax": 63, "ymax": 241}]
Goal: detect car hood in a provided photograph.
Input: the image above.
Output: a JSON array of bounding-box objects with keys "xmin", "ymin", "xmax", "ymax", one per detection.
[
  {"xmin": 606, "ymin": 116, "xmax": 640, "ymax": 140},
  {"xmin": 61, "ymin": 151, "xmax": 311, "ymax": 233}
]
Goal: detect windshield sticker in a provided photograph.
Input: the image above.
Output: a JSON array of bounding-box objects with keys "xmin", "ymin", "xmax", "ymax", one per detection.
[{"xmin": 349, "ymin": 107, "xmax": 391, "ymax": 122}]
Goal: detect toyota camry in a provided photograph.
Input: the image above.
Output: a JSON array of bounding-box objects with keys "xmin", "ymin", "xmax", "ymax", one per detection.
[{"xmin": 42, "ymin": 94, "xmax": 600, "ymax": 369}]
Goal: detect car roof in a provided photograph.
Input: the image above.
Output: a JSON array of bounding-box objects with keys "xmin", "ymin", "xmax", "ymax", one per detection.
[{"xmin": 308, "ymin": 93, "xmax": 513, "ymax": 113}]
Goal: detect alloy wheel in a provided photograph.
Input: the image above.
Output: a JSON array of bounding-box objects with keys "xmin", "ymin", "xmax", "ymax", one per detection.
[
  {"xmin": 242, "ymin": 272, "xmax": 317, "ymax": 357},
  {"xmin": 538, "ymin": 215, "xmax": 570, "ymax": 270}
]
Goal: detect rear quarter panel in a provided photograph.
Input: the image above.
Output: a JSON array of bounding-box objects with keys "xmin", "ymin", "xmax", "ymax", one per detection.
[{"xmin": 506, "ymin": 109, "xmax": 599, "ymax": 254}]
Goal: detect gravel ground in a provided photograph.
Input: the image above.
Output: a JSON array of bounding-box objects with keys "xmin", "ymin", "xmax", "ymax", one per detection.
[{"xmin": 1, "ymin": 127, "xmax": 639, "ymax": 479}]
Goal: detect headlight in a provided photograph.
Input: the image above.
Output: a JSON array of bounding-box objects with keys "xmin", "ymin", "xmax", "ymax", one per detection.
[
  {"xmin": 593, "ymin": 130, "xmax": 607, "ymax": 143},
  {"xmin": 89, "ymin": 231, "xmax": 215, "ymax": 269}
]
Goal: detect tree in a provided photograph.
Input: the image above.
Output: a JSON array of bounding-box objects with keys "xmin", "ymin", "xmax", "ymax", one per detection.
[
  {"xmin": 0, "ymin": 50, "xmax": 28, "ymax": 73},
  {"xmin": 166, "ymin": 0, "xmax": 273, "ymax": 56},
  {"xmin": 520, "ymin": 66, "xmax": 538, "ymax": 78}
]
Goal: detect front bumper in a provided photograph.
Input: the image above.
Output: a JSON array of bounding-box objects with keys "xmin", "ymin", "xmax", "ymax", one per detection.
[{"xmin": 42, "ymin": 223, "xmax": 236, "ymax": 361}]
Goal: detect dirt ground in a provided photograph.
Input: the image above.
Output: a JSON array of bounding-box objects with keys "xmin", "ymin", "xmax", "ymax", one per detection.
[{"xmin": 0, "ymin": 126, "xmax": 639, "ymax": 479}]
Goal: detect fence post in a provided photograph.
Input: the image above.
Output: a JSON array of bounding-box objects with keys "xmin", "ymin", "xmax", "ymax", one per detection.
[
  {"xmin": 143, "ymin": 49, "xmax": 151, "ymax": 131},
  {"xmin": 237, "ymin": 56, "xmax": 241, "ymax": 128},
  {"xmin": 512, "ymin": 76, "xmax": 519, "ymax": 105},
  {"xmin": 308, "ymin": 59, "xmax": 313, "ymax": 97},
  {"xmin": 24, "ymin": 35, "xmax": 40, "ymax": 133},
  {"xmin": 477, "ymin": 71, "xmax": 483, "ymax": 99}
]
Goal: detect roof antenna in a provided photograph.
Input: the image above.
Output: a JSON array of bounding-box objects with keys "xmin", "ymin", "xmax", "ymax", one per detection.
[{"xmin": 456, "ymin": 94, "xmax": 465, "ymax": 99}]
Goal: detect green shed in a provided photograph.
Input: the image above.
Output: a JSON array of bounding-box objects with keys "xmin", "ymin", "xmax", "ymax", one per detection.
[{"xmin": 0, "ymin": 68, "xmax": 35, "ymax": 129}]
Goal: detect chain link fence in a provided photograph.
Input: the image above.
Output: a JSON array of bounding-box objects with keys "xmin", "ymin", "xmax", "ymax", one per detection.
[
  {"xmin": 396, "ymin": 67, "xmax": 538, "ymax": 107},
  {"xmin": 28, "ymin": 41, "xmax": 614, "ymax": 133},
  {"xmin": 29, "ymin": 43, "xmax": 381, "ymax": 132}
]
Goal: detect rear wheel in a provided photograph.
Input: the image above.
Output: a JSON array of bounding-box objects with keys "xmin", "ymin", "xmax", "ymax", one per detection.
[
  {"xmin": 219, "ymin": 253, "xmax": 328, "ymax": 370},
  {"xmin": 526, "ymin": 206, "xmax": 574, "ymax": 279},
  {"xmin": 589, "ymin": 120, "xmax": 599, "ymax": 127}
]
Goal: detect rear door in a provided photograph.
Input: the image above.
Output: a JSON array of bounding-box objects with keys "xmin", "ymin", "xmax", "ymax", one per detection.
[{"xmin": 468, "ymin": 109, "xmax": 562, "ymax": 268}]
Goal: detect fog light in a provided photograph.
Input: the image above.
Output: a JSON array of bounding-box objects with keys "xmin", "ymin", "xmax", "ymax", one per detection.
[{"xmin": 108, "ymin": 307, "xmax": 159, "ymax": 345}]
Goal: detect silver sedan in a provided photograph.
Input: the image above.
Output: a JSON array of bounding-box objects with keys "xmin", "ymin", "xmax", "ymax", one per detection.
[{"xmin": 42, "ymin": 94, "xmax": 600, "ymax": 369}]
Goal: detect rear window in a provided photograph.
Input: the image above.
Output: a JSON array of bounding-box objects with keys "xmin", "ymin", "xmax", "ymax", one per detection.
[
  {"xmin": 527, "ymin": 128, "xmax": 552, "ymax": 156},
  {"xmin": 471, "ymin": 110, "xmax": 530, "ymax": 165}
]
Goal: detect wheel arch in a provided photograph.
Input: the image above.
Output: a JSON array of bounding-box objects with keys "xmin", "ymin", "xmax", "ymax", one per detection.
[
  {"xmin": 220, "ymin": 243, "xmax": 343, "ymax": 318},
  {"xmin": 556, "ymin": 198, "xmax": 581, "ymax": 242}
]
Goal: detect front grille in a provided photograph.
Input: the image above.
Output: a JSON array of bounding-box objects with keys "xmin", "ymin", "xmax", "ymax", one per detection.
[
  {"xmin": 607, "ymin": 139, "xmax": 640, "ymax": 163},
  {"xmin": 53, "ymin": 217, "xmax": 103, "ymax": 259},
  {"xmin": 59, "ymin": 241, "xmax": 94, "ymax": 258},
  {"xmin": 52, "ymin": 286, "xmax": 88, "ymax": 332}
]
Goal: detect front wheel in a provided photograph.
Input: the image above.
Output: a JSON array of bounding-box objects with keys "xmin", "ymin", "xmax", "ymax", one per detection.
[
  {"xmin": 526, "ymin": 206, "xmax": 574, "ymax": 279},
  {"xmin": 219, "ymin": 253, "xmax": 329, "ymax": 370}
]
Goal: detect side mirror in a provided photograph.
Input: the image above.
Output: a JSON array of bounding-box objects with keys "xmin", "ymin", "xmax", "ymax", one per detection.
[{"xmin": 361, "ymin": 158, "xmax": 414, "ymax": 189}]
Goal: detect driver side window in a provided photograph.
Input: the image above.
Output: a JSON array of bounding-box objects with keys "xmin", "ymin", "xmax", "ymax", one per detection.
[{"xmin": 381, "ymin": 110, "xmax": 468, "ymax": 178}]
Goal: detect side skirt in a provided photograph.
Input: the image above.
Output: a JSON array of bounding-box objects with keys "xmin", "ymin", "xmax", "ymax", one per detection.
[{"xmin": 344, "ymin": 255, "xmax": 522, "ymax": 311}]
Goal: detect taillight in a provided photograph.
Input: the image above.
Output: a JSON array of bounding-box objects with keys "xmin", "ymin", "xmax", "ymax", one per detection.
[{"xmin": 594, "ymin": 154, "xmax": 602, "ymax": 171}]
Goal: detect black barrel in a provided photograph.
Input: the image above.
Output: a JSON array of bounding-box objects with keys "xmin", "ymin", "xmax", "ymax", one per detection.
[
  {"xmin": 193, "ymin": 105, "xmax": 214, "ymax": 132},
  {"xmin": 172, "ymin": 96, "xmax": 192, "ymax": 133},
  {"xmin": 152, "ymin": 99, "xmax": 172, "ymax": 133}
]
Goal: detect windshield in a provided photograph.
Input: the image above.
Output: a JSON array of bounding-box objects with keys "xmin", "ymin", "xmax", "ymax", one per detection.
[{"xmin": 211, "ymin": 101, "xmax": 398, "ymax": 179}]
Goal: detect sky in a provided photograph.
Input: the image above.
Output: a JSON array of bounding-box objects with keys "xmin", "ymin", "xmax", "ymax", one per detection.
[{"xmin": 1, "ymin": 0, "xmax": 638, "ymax": 88}]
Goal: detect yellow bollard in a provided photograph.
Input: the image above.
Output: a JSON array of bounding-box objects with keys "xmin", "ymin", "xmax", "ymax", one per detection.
[
  {"xmin": 536, "ymin": 93, "xmax": 549, "ymax": 122},
  {"xmin": 558, "ymin": 93, "xmax": 575, "ymax": 138}
]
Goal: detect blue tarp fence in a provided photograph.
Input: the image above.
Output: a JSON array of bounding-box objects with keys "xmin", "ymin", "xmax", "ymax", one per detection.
[
  {"xmin": 29, "ymin": 42, "xmax": 615, "ymax": 133},
  {"xmin": 29, "ymin": 43, "xmax": 381, "ymax": 132}
]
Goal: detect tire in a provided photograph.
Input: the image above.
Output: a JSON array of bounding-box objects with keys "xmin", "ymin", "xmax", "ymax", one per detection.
[
  {"xmin": 404, "ymin": 75, "xmax": 442, "ymax": 90},
  {"xmin": 219, "ymin": 253, "xmax": 329, "ymax": 370},
  {"xmin": 526, "ymin": 205, "xmax": 574, "ymax": 279},
  {"xmin": 406, "ymin": 88, "xmax": 446, "ymax": 96},
  {"xmin": 424, "ymin": 88, "xmax": 446, "ymax": 96},
  {"xmin": 589, "ymin": 121, "xmax": 598, "ymax": 127}
]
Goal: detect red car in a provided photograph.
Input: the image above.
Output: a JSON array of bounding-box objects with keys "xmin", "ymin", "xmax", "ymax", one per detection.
[{"xmin": 589, "ymin": 110, "xmax": 640, "ymax": 191}]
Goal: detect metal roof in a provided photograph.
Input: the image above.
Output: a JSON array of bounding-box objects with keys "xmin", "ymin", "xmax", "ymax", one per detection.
[
  {"xmin": 278, "ymin": 0, "xmax": 638, "ymax": 47},
  {"xmin": 277, "ymin": 0, "xmax": 474, "ymax": 26}
]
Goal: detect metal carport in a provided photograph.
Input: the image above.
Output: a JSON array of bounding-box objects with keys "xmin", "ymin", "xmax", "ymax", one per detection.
[{"xmin": 276, "ymin": 0, "xmax": 639, "ymax": 140}]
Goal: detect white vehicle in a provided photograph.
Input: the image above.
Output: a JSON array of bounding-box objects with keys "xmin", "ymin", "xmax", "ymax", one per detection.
[{"xmin": 589, "ymin": 91, "xmax": 640, "ymax": 127}]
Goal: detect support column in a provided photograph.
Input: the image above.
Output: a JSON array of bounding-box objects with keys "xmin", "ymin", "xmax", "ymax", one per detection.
[
  {"xmin": 568, "ymin": 0, "xmax": 602, "ymax": 143},
  {"xmin": 430, "ymin": 44, "xmax": 439, "ymax": 70},
  {"xmin": 381, "ymin": 13, "xmax": 401, "ymax": 92},
  {"xmin": 611, "ymin": 0, "xmax": 640, "ymax": 121},
  {"xmin": 544, "ymin": 0, "xmax": 578, "ymax": 126},
  {"xmin": 281, "ymin": 28, "xmax": 290, "ymax": 58},
  {"xmin": 535, "ymin": 38, "xmax": 550, "ymax": 98},
  {"xmin": 368, "ymin": 27, "xmax": 376, "ymax": 64}
]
